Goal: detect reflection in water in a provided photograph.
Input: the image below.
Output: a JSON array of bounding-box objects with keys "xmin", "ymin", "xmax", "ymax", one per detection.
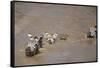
[{"xmin": 86, "ymin": 38, "xmax": 96, "ymax": 45}]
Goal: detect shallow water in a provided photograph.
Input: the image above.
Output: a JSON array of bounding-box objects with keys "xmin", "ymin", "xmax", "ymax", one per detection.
[{"xmin": 14, "ymin": 2, "xmax": 97, "ymax": 66}]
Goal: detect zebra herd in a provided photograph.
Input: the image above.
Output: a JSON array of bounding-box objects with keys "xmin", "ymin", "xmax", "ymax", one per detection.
[
  {"xmin": 25, "ymin": 33, "xmax": 58, "ymax": 57},
  {"xmin": 25, "ymin": 26, "xmax": 97, "ymax": 57},
  {"xmin": 87, "ymin": 26, "xmax": 97, "ymax": 38}
]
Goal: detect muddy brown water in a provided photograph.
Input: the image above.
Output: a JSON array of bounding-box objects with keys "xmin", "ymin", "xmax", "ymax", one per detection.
[{"xmin": 14, "ymin": 2, "xmax": 97, "ymax": 66}]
